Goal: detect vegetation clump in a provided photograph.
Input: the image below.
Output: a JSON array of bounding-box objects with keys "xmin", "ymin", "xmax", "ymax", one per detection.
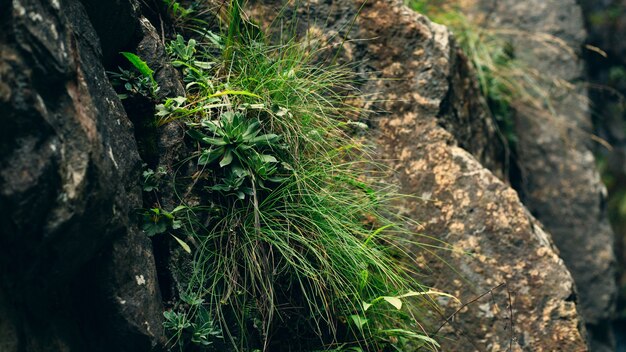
[{"xmin": 117, "ymin": 1, "xmax": 449, "ymax": 351}]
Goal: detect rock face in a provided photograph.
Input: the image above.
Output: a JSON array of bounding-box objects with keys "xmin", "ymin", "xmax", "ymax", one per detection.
[
  {"xmin": 579, "ymin": 0, "xmax": 626, "ymax": 169},
  {"xmin": 460, "ymin": 1, "xmax": 617, "ymax": 350},
  {"xmin": 0, "ymin": 0, "xmax": 164, "ymax": 350},
  {"xmin": 353, "ymin": 3, "xmax": 588, "ymax": 350},
  {"xmin": 250, "ymin": 0, "xmax": 588, "ymax": 350},
  {"xmin": 0, "ymin": 0, "xmax": 603, "ymax": 350}
]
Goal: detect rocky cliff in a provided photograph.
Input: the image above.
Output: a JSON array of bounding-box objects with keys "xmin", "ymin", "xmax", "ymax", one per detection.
[
  {"xmin": 248, "ymin": 0, "xmax": 589, "ymax": 350},
  {"xmin": 456, "ymin": 1, "xmax": 618, "ymax": 350},
  {"xmin": 0, "ymin": 0, "xmax": 611, "ymax": 351}
]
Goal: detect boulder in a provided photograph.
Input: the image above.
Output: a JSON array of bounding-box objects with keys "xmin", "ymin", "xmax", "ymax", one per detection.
[
  {"xmin": 249, "ymin": 0, "xmax": 588, "ymax": 350},
  {"xmin": 460, "ymin": 0, "xmax": 617, "ymax": 349}
]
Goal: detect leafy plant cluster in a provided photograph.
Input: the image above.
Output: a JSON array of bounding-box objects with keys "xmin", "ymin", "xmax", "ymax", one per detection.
[
  {"xmin": 163, "ymin": 293, "xmax": 224, "ymax": 348},
  {"xmin": 108, "ymin": 52, "xmax": 160, "ymax": 100},
  {"xmin": 128, "ymin": 1, "xmax": 445, "ymax": 351},
  {"xmin": 188, "ymin": 110, "xmax": 285, "ymax": 199}
]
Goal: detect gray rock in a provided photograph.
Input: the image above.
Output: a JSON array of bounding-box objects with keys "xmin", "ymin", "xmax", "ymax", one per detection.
[
  {"xmin": 0, "ymin": 0, "xmax": 600, "ymax": 350},
  {"xmin": 579, "ymin": 4, "xmax": 626, "ymax": 341},
  {"xmin": 0, "ymin": 0, "xmax": 163, "ymax": 350}
]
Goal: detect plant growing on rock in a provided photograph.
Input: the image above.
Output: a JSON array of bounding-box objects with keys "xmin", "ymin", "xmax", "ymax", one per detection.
[
  {"xmin": 187, "ymin": 110, "xmax": 285, "ymax": 199},
  {"xmin": 149, "ymin": 1, "xmax": 445, "ymax": 351}
]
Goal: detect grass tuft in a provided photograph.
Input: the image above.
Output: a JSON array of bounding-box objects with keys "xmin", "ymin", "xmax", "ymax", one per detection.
[
  {"xmin": 407, "ymin": 0, "xmax": 582, "ymax": 156},
  {"xmin": 140, "ymin": 1, "xmax": 445, "ymax": 351}
]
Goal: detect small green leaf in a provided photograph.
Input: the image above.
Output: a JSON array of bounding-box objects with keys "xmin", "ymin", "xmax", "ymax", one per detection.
[
  {"xmin": 415, "ymin": 334, "xmax": 440, "ymax": 347},
  {"xmin": 171, "ymin": 96, "xmax": 187, "ymax": 105},
  {"xmin": 207, "ymin": 90, "xmax": 261, "ymax": 99},
  {"xmin": 202, "ymin": 137, "xmax": 228, "ymax": 146},
  {"xmin": 142, "ymin": 221, "xmax": 168, "ymax": 237},
  {"xmin": 186, "ymin": 129, "xmax": 207, "ymax": 141},
  {"xmin": 380, "ymin": 329, "xmax": 440, "ymax": 347},
  {"xmin": 259, "ymin": 155, "xmax": 278, "ymax": 163},
  {"xmin": 241, "ymin": 121, "xmax": 261, "ymax": 139},
  {"xmin": 350, "ymin": 315, "xmax": 368, "ymax": 330},
  {"xmin": 120, "ymin": 52, "xmax": 154, "ymax": 81},
  {"xmin": 155, "ymin": 104, "xmax": 171, "ymax": 117},
  {"xmin": 231, "ymin": 165, "xmax": 248, "ymax": 178},
  {"xmin": 383, "ymin": 296, "xmax": 403, "ymax": 310},
  {"xmin": 172, "ymin": 205, "xmax": 187, "ymax": 213},
  {"xmin": 249, "ymin": 134, "xmax": 279, "ymax": 145},
  {"xmin": 180, "ymin": 292, "xmax": 203, "ymax": 306},
  {"xmin": 194, "ymin": 61, "xmax": 215, "ymax": 69},
  {"xmin": 198, "ymin": 148, "xmax": 223, "ymax": 165},
  {"xmin": 161, "ymin": 210, "xmax": 174, "ymax": 220},
  {"xmin": 275, "ymin": 107, "xmax": 289, "ymax": 117},
  {"xmin": 220, "ymin": 149, "xmax": 234, "ymax": 167},
  {"xmin": 203, "ymin": 30, "xmax": 223, "ymax": 48},
  {"xmin": 171, "ymin": 234, "xmax": 191, "ymax": 254},
  {"xmin": 266, "ymin": 176, "xmax": 287, "ymax": 183},
  {"xmin": 396, "ymin": 290, "xmax": 459, "ymax": 302},
  {"xmin": 200, "ymin": 119, "xmax": 221, "ymax": 134}
]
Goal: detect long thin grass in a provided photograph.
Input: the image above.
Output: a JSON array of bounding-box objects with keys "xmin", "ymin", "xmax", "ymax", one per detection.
[
  {"xmin": 406, "ymin": 0, "xmax": 583, "ymax": 150},
  {"xmin": 157, "ymin": 1, "xmax": 439, "ymax": 351}
]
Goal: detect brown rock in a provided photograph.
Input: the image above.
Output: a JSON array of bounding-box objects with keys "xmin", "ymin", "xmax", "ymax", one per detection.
[{"xmin": 249, "ymin": 0, "xmax": 588, "ymax": 350}]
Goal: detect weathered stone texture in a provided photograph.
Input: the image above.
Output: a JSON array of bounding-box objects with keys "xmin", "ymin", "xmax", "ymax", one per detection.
[
  {"xmin": 0, "ymin": 0, "xmax": 600, "ymax": 350},
  {"xmin": 358, "ymin": 2, "xmax": 587, "ymax": 350},
  {"xmin": 461, "ymin": 1, "xmax": 617, "ymax": 350},
  {"xmin": 0, "ymin": 0, "xmax": 164, "ymax": 350},
  {"xmin": 249, "ymin": 0, "xmax": 589, "ymax": 350}
]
